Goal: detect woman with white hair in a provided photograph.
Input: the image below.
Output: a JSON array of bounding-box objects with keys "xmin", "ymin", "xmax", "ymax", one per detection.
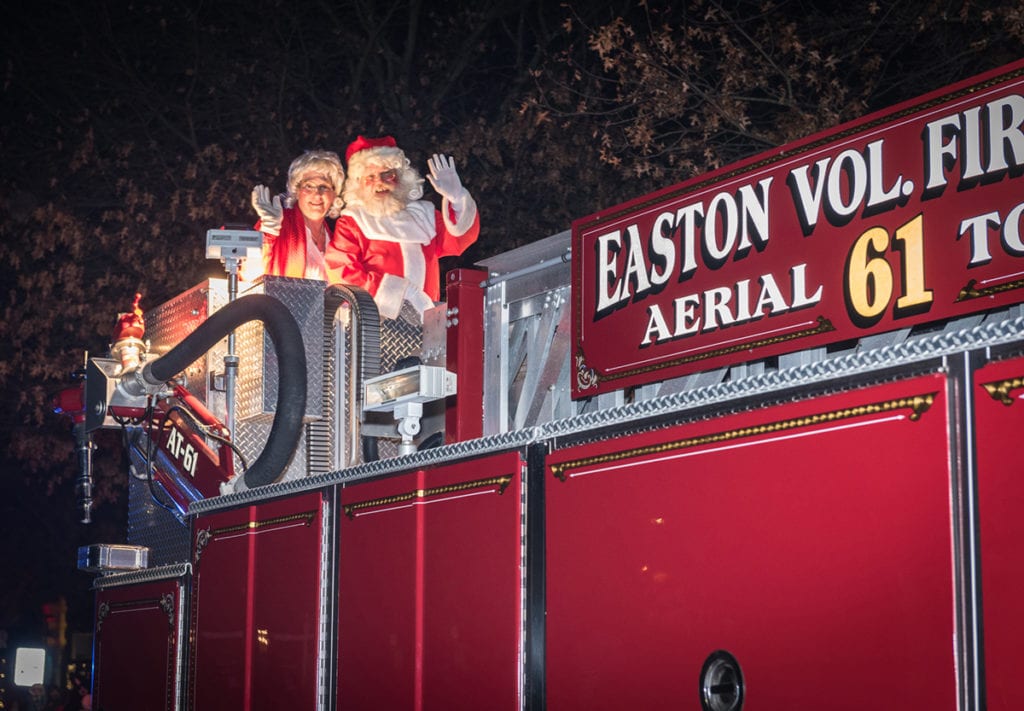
[{"xmin": 249, "ymin": 149, "xmax": 345, "ymax": 280}]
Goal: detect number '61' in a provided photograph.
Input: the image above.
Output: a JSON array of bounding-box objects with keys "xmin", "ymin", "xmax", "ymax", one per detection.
[{"xmin": 844, "ymin": 214, "xmax": 934, "ymax": 327}]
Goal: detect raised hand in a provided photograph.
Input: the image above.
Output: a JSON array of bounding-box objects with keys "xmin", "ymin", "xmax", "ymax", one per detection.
[
  {"xmin": 426, "ymin": 154, "xmax": 465, "ymax": 202},
  {"xmin": 251, "ymin": 184, "xmax": 283, "ymax": 235}
]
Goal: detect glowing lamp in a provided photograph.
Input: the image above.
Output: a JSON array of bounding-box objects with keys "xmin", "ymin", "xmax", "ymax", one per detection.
[
  {"xmin": 363, "ymin": 365, "xmax": 456, "ymax": 412},
  {"xmin": 14, "ymin": 647, "xmax": 45, "ymax": 687}
]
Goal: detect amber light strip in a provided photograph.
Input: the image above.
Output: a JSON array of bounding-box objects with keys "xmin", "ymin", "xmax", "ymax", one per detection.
[
  {"xmin": 956, "ymin": 276, "xmax": 1024, "ymax": 302},
  {"xmin": 206, "ymin": 511, "xmax": 316, "ymax": 537},
  {"xmin": 981, "ymin": 375, "xmax": 1024, "ymax": 406},
  {"xmin": 343, "ymin": 474, "xmax": 514, "ymax": 519},
  {"xmin": 550, "ymin": 392, "xmax": 936, "ymax": 482},
  {"xmin": 194, "ymin": 510, "xmax": 317, "ymax": 561}
]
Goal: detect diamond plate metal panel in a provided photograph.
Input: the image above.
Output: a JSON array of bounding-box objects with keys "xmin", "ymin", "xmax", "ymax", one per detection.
[
  {"xmin": 368, "ymin": 301, "xmax": 428, "ymax": 458},
  {"xmin": 380, "ymin": 301, "xmax": 424, "ymax": 372},
  {"xmin": 234, "ymin": 417, "xmax": 310, "ymax": 484},
  {"xmin": 235, "ymin": 275, "xmax": 325, "ymax": 423},
  {"xmin": 233, "ymin": 284, "xmax": 379, "ymax": 484},
  {"xmin": 144, "ymin": 279, "xmax": 229, "ymax": 417},
  {"xmin": 91, "ymin": 563, "xmax": 190, "ymax": 589},
  {"xmin": 126, "ymin": 467, "xmax": 190, "ymax": 566}
]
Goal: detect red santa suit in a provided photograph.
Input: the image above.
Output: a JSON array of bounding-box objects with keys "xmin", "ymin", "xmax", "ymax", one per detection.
[{"xmin": 325, "ymin": 197, "xmax": 479, "ymax": 318}]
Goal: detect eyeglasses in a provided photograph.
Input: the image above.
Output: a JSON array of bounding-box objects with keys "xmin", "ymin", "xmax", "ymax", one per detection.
[
  {"xmin": 299, "ymin": 182, "xmax": 336, "ymax": 195},
  {"xmin": 362, "ymin": 169, "xmax": 399, "ymax": 184}
]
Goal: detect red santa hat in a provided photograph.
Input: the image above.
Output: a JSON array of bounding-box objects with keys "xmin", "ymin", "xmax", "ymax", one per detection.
[
  {"xmin": 342, "ymin": 134, "xmax": 424, "ymax": 204},
  {"xmin": 346, "ymin": 135, "xmax": 398, "ymax": 163}
]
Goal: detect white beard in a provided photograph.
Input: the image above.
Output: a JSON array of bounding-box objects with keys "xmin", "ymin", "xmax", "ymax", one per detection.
[{"xmin": 359, "ymin": 192, "xmax": 406, "ymax": 217}]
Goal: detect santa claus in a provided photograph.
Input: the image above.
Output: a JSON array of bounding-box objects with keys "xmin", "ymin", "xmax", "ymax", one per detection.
[
  {"xmin": 324, "ymin": 135, "xmax": 480, "ymax": 319},
  {"xmin": 248, "ymin": 149, "xmax": 345, "ymax": 281}
]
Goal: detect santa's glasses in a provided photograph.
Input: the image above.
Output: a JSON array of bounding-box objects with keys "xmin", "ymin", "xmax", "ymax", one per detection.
[
  {"xmin": 362, "ymin": 169, "xmax": 399, "ymax": 185},
  {"xmin": 299, "ymin": 182, "xmax": 336, "ymax": 195}
]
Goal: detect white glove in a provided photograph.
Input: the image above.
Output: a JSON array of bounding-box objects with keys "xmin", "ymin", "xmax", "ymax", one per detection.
[
  {"xmin": 251, "ymin": 184, "xmax": 283, "ymax": 236},
  {"xmin": 426, "ymin": 154, "xmax": 466, "ymax": 202}
]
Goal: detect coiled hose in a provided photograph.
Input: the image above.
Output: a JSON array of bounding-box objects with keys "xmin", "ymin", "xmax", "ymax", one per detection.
[{"xmin": 135, "ymin": 294, "xmax": 306, "ymax": 490}]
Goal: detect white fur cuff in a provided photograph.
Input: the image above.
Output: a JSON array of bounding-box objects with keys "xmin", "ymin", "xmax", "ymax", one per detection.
[
  {"xmin": 376, "ymin": 273, "xmax": 409, "ymax": 320},
  {"xmin": 442, "ymin": 191, "xmax": 478, "ymax": 236}
]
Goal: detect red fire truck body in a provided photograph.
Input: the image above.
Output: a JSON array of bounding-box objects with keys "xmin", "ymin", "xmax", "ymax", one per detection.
[{"xmin": 80, "ymin": 61, "xmax": 1024, "ymax": 710}]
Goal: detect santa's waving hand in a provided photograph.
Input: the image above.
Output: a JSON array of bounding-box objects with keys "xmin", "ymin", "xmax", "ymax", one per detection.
[
  {"xmin": 427, "ymin": 154, "xmax": 475, "ymax": 235},
  {"xmin": 427, "ymin": 154, "xmax": 464, "ymax": 200}
]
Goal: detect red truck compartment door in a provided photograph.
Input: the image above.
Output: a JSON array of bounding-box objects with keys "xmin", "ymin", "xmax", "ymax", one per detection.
[{"xmin": 547, "ymin": 373, "xmax": 957, "ymax": 710}]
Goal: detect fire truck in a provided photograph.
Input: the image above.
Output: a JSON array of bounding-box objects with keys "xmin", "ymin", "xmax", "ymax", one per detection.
[{"xmin": 67, "ymin": 60, "xmax": 1024, "ymax": 710}]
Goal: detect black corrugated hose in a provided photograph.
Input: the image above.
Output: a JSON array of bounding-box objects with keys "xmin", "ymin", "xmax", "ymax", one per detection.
[{"xmin": 139, "ymin": 294, "xmax": 307, "ymax": 490}]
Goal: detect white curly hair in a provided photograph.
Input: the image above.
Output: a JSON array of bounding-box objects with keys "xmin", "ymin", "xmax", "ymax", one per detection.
[{"xmin": 283, "ymin": 150, "xmax": 346, "ymax": 218}]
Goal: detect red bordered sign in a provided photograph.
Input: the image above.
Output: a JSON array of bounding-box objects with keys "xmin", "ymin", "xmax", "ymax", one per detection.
[{"xmin": 572, "ymin": 59, "xmax": 1024, "ymax": 398}]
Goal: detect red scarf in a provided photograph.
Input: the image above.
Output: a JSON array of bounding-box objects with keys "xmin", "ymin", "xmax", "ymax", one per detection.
[{"xmin": 262, "ymin": 207, "xmax": 317, "ymax": 278}]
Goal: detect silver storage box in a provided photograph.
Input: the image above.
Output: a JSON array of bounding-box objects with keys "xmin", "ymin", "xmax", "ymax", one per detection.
[{"xmin": 77, "ymin": 544, "xmax": 150, "ymax": 573}]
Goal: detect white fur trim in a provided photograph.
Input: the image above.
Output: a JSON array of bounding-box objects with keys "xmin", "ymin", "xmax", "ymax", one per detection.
[
  {"xmin": 399, "ymin": 240, "xmax": 426, "ymax": 294},
  {"xmin": 348, "ymin": 146, "xmax": 405, "ymax": 174},
  {"xmin": 442, "ymin": 191, "xmax": 478, "ymax": 236},
  {"xmin": 342, "ymin": 201, "xmax": 436, "ymax": 245},
  {"xmin": 376, "ymin": 273, "xmax": 408, "ymax": 320}
]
